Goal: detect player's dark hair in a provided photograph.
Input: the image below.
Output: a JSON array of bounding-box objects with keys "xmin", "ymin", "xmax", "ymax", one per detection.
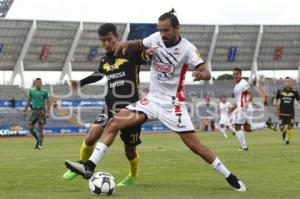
[
  {"xmin": 159, "ymin": 8, "xmax": 179, "ymax": 28},
  {"xmin": 35, "ymin": 78, "xmax": 42, "ymax": 81},
  {"xmin": 285, "ymin": 76, "xmax": 290, "ymax": 80},
  {"xmin": 98, "ymin": 23, "xmax": 117, "ymax": 37},
  {"xmin": 233, "ymin": 67, "xmax": 242, "ymax": 75}
]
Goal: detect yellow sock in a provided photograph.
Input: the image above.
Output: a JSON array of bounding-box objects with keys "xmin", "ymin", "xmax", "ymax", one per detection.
[
  {"xmin": 287, "ymin": 129, "xmax": 293, "ymax": 141},
  {"xmin": 128, "ymin": 153, "xmax": 140, "ymax": 179},
  {"xmin": 80, "ymin": 141, "xmax": 94, "ymax": 161}
]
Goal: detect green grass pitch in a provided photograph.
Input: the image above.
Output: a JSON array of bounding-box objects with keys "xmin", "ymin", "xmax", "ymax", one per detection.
[{"xmin": 0, "ymin": 130, "xmax": 300, "ymax": 199}]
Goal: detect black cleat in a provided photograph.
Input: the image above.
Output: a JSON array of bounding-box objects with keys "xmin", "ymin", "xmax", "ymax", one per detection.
[
  {"xmin": 238, "ymin": 147, "xmax": 249, "ymax": 152},
  {"xmin": 226, "ymin": 174, "xmax": 246, "ymax": 192},
  {"xmin": 285, "ymin": 140, "xmax": 290, "ymax": 145},
  {"xmin": 64, "ymin": 160, "xmax": 94, "ymax": 179}
]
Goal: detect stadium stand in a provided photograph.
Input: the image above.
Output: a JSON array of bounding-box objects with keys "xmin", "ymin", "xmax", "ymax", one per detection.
[{"xmin": 1, "ymin": 19, "xmax": 300, "ymax": 132}]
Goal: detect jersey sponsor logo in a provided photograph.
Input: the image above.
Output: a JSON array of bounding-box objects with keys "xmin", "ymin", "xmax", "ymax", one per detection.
[
  {"xmin": 109, "ymin": 80, "xmax": 125, "ymax": 88},
  {"xmin": 153, "ymin": 61, "xmax": 175, "ymax": 74},
  {"xmin": 103, "ymin": 58, "xmax": 128, "ymax": 72},
  {"xmin": 280, "ymin": 92, "xmax": 294, "ymax": 97},
  {"xmin": 107, "ymin": 71, "xmax": 126, "ymax": 80},
  {"xmin": 153, "ymin": 61, "xmax": 175, "ymax": 81}
]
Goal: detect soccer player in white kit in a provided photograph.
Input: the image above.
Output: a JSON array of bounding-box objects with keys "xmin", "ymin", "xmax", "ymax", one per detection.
[
  {"xmin": 232, "ymin": 68, "xmax": 254, "ymax": 151},
  {"xmin": 218, "ymin": 96, "xmax": 231, "ymax": 138},
  {"xmin": 65, "ymin": 9, "xmax": 246, "ymax": 192}
]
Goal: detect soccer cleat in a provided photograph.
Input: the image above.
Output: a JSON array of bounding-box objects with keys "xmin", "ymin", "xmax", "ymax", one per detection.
[
  {"xmin": 35, "ymin": 143, "xmax": 42, "ymax": 150},
  {"xmin": 266, "ymin": 119, "xmax": 277, "ymax": 132},
  {"xmin": 117, "ymin": 176, "xmax": 137, "ymax": 187},
  {"xmin": 64, "ymin": 160, "xmax": 94, "ymax": 179},
  {"xmin": 63, "ymin": 170, "xmax": 78, "ymax": 180},
  {"xmin": 226, "ymin": 174, "xmax": 246, "ymax": 192},
  {"xmin": 238, "ymin": 147, "xmax": 248, "ymax": 152},
  {"xmin": 285, "ymin": 140, "xmax": 290, "ymax": 145}
]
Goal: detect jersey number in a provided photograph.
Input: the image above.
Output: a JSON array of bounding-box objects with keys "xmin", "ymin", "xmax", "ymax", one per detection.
[{"xmin": 130, "ymin": 133, "xmax": 139, "ymax": 144}]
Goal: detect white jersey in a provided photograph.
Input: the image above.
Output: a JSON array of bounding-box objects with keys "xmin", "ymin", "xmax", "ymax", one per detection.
[
  {"xmin": 142, "ymin": 32, "xmax": 204, "ymax": 103},
  {"xmin": 233, "ymin": 79, "xmax": 251, "ymax": 109},
  {"xmin": 219, "ymin": 101, "xmax": 231, "ymax": 118}
]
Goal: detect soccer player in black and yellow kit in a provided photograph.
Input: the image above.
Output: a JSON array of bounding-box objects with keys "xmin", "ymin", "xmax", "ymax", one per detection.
[
  {"xmin": 275, "ymin": 77, "xmax": 300, "ymax": 145},
  {"xmin": 63, "ymin": 23, "xmax": 152, "ymax": 187}
]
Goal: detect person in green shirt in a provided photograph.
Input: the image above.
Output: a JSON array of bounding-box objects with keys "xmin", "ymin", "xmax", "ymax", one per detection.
[{"xmin": 23, "ymin": 78, "xmax": 50, "ymax": 149}]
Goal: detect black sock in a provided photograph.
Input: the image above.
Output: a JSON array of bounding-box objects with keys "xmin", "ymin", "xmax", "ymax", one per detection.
[{"xmin": 86, "ymin": 160, "xmax": 96, "ymax": 171}]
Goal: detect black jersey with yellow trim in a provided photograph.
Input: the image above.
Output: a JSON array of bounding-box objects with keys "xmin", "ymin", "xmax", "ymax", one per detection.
[
  {"xmin": 276, "ymin": 87, "xmax": 300, "ymax": 115},
  {"xmin": 80, "ymin": 49, "xmax": 147, "ymax": 110}
]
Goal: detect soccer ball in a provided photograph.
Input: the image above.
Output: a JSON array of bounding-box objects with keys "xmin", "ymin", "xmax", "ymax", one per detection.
[{"xmin": 88, "ymin": 172, "xmax": 116, "ymax": 195}]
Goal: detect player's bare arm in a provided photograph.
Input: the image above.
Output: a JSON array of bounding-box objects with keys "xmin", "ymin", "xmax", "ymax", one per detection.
[
  {"xmin": 243, "ymin": 89, "xmax": 254, "ymax": 109},
  {"xmin": 23, "ymin": 97, "xmax": 31, "ymax": 116},
  {"xmin": 114, "ymin": 40, "xmax": 145, "ymax": 55},
  {"xmin": 144, "ymin": 47, "xmax": 158, "ymax": 60},
  {"xmin": 45, "ymin": 98, "xmax": 50, "ymax": 118},
  {"xmin": 192, "ymin": 64, "xmax": 211, "ymax": 81}
]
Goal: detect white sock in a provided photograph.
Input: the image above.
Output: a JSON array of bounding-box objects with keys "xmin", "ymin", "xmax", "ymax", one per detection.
[
  {"xmin": 219, "ymin": 127, "xmax": 228, "ymax": 138},
  {"xmin": 211, "ymin": 157, "xmax": 231, "ymax": 178},
  {"xmin": 251, "ymin": 122, "xmax": 266, "ymax": 130},
  {"xmin": 89, "ymin": 142, "xmax": 108, "ymax": 165},
  {"xmin": 236, "ymin": 130, "xmax": 248, "ymax": 149}
]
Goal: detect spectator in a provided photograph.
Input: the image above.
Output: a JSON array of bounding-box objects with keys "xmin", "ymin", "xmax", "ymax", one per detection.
[
  {"xmin": 210, "ymin": 119, "xmax": 215, "ymax": 131},
  {"xmin": 10, "ymin": 97, "xmax": 16, "ymax": 109},
  {"xmin": 203, "ymin": 119, "xmax": 209, "ymax": 131}
]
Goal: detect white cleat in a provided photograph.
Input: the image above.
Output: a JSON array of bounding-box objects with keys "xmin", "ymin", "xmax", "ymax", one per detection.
[{"xmin": 235, "ymin": 180, "xmax": 246, "ymax": 192}]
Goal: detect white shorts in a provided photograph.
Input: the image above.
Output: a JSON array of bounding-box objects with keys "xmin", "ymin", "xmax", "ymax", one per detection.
[
  {"xmin": 219, "ymin": 115, "xmax": 230, "ymax": 126},
  {"xmin": 235, "ymin": 108, "xmax": 253, "ymax": 125},
  {"xmin": 126, "ymin": 96, "xmax": 195, "ymax": 133}
]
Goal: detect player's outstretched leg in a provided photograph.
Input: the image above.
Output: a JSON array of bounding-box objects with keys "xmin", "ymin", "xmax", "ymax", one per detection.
[
  {"xmin": 63, "ymin": 124, "xmax": 103, "ymax": 180},
  {"xmin": 179, "ymin": 132, "xmax": 246, "ymax": 192},
  {"xmin": 118, "ymin": 145, "xmax": 140, "ymax": 187},
  {"xmin": 65, "ymin": 109, "xmax": 146, "ymax": 179}
]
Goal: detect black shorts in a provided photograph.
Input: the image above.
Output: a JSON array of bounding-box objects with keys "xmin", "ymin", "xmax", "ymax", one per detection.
[
  {"xmin": 92, "ymin": 107, "xmax": 142, "ymax": 147},
  {"xmin": 279, "ymin": 115, "xmax": 294, "ymax": 126}
]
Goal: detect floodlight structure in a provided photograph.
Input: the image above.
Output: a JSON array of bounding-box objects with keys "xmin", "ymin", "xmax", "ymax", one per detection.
[{"xmin": 0, "ymin": 0, "xmax": 14, "ymax": 18}]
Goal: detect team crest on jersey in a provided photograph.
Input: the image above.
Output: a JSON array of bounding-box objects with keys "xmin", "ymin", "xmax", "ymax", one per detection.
[
  {"xmin": 103, "ymin": 58, "xmax": 128, "ymax": 72},
  {"xmin": 173, "ymin": 48, "xmax": 180, "ymax": 55}
]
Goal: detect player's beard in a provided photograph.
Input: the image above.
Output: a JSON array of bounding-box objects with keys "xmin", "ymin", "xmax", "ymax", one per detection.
[{"xmin": 162, "ymin": 37, "xmax": 176, "ymax": 47}]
